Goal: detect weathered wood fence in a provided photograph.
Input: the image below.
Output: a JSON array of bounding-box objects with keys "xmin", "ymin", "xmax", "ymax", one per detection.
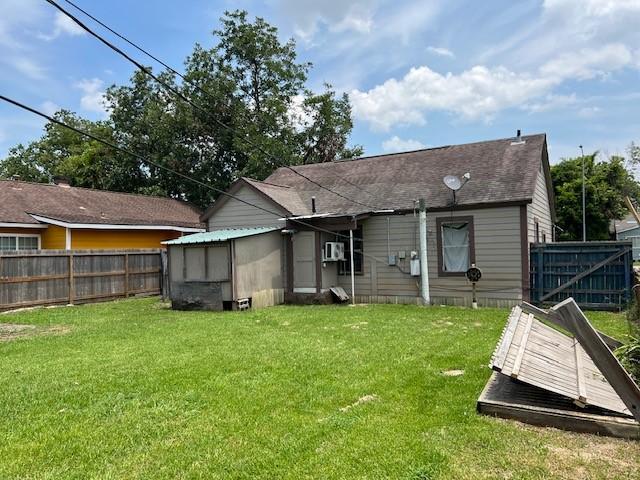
[
  {"xmin": 530, "ymin": 241, "xmax": 633, "ymax": 311},
  {"xmin": 0, "ymin": 249, "xmax": 164, "ymax": 310}
]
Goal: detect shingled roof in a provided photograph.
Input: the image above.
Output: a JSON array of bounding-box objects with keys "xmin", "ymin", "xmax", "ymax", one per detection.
[
  {"xmin": 256, "ymin": 133, "xmax": 549, "ymax": 216},
  {"xmin": 0, "ymin": 180, "xmax": 204, "ymax": 230}
]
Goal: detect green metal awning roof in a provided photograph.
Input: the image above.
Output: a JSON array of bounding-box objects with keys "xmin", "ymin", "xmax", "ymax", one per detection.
[{"xmin": 162, "ymin": 226, "xmax": 281, "ymax": 245}]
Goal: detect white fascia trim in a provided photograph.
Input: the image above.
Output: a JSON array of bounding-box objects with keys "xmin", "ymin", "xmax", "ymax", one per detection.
[
  {"xmin": 0, "ymin": 222, "xmax": 48, "ymax": 229},
  {"xmin": 29, "ymin": 214, "xmax": 205, "ymax": 233}
]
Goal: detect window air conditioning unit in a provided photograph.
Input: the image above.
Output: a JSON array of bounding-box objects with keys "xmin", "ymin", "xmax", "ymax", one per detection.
[{"xmin": 324, "ymin": 242, "xmax": 345, "ymax": 261}]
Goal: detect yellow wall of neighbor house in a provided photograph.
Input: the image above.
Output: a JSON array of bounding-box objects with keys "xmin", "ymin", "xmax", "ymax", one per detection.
[
  {"xmin": 70, "ymin": 229, "xmax": 182, "ymax": 249},
  {"xmin": 40, "ymin": 225, "xmax": 67, "ymax": 249}
]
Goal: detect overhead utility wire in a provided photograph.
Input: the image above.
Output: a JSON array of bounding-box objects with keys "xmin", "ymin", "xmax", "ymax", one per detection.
[
  {"xmin": 60, "ymin": 0, "xmax": 381, "ymax": 202},
  {"xmin": 0, "ymin": 94, "xmax": 367, "ymax": 246},
  {"xmin": 46, "ymin": 0, "xmax": 380, "ymax": 211}
]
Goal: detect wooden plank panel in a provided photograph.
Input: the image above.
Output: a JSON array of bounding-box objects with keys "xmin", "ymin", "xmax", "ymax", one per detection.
[{"xmin": 511, "ymin": 313, "xmax": 534, "ymax": 379}]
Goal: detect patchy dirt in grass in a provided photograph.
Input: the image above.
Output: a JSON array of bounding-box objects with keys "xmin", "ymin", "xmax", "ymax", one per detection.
[
  {"xmin": 340, "ymin": 394, "xmax": 379, "ymax": 412},
  {"xmin": 442, "ymin": 369, "xmax": 465, "ymax": 376},
  {"xmin": 0, "ymin": 323, "xmax": 71, "ymax": 342},
  {"xmin": 491, "ymin": 418, "xmax": 640, "ymax": 478},
  {"xmin": 345, "ymin": 321, "xmax": 368, "ymax": 329}
]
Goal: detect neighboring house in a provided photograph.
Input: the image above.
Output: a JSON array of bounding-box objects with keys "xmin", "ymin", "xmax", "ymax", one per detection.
[
  {"xmin": 167, "ymin": 133, "xmax": 555, "ymax": 309},
  {"xmin": 613, "ymin": 214, "xmax": 640, "ymax": 260},
  {"xmin": 0, "ymin": 179, "xmax": 204, "ymax": 251}
]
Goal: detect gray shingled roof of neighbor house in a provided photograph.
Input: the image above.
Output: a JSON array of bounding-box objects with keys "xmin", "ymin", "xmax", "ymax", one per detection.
[
  {"xmin": 0, "ymin": 180, "xmax": 204, "ymax": 229},
  {"xmin": 255, "ymin": 134, "xmax": 547, "ymax": 216}
]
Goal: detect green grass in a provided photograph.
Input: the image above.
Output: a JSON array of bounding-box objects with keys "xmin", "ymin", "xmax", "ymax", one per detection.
[{"xmin": 1, "ymin": 299, "xmax": 638, "ymax": 479}]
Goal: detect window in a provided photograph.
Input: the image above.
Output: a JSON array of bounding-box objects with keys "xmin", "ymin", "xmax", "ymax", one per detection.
[
  {"xmin": 338, "ymin": 226, "xmax": 363, "ymax": 275},
  {"xmin": 0, "ymin": 235, "xmax": 40, "ymax": 251},
  {"xmin": 535, "ymin": 221, "xmax": 540, "ymax": 243},
  {"xmin": 436, "ymin": 216, "xmax": 475, "ymax": 276}
]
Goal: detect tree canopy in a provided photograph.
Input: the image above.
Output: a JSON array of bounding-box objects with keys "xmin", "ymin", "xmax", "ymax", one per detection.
[
  {"xmin": 551, "ymin": 153, "xmax": 640, "ymax": 241},
  {"xmin": 0, "ymin": 10, "xmax": 362, "ymax": 209}
]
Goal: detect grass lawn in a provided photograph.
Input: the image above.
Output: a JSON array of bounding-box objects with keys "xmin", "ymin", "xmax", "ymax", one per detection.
[{"xmin": 1, "ymin": 299, "xmax": 638, "ymax": 479}]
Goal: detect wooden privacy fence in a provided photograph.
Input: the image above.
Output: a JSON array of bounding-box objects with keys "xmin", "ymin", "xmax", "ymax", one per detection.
[
  {"xmin": 530, "ymin": 241, "xmax": 633, "ymax": 311},
  {"xmin": 0, "ymin": 249, "xmax": 163, "ymax": 310}
]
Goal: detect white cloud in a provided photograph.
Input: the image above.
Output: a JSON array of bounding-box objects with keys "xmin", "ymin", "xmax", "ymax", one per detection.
[
  {"xmin": 351, "ymin": 65, "xmax": 554, "ymax": 131},
  {"xmin": 11, "ymin": 58, "xmax": 47, "ymax": 80},
  {"xmin": 75, "ymin": 78, "xmax": 108, "ymax": 115},
  {"xmin": 331, "ymin": 10, "xmax": 373, "ymax": 34},
  {"xmin": 577, "ymin": 106, "xmax": 601, "ymax": 118},
  {"xmin": 382, "ymin": 136, "xmax": 427, "ymax": 153},
  {"xmin": 38, "ymin": 11, "xmax": 86, "ymax": 41},
  {"xmin": 279, "ymin": 0, "xmax": 378, "ymax": 41},
  {"xmin": 41, "ymin": 101, "xmax": 60, "ymax": 116},
  {"xmin": 351, "ymin": 42, "xmax": 637, "ymax": 131},
  {"xmin": 539, "ymin": 44, "xmax": 632, "ymax": 81},
  {"xmin": 426, "ymin": 46, "xmax": 454, "ymax": 58},
  {"xmin": 522, "ymin": 94, "xmax": 578, "ymax": 114}
]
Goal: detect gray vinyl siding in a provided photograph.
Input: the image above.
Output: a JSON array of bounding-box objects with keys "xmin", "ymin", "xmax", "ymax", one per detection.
[
  {"xmin": 207, "ymin": 185, "xmax": 287, "ymax": 230},
  {"xmin": 234, "ymin": 231, "xmax": 283, "ymax": 299},
  {"xmin": 617, "ymin": 227, "xmax": 640, "ymax": 260},
  {"xmin": 336, "ymin": 206, "xmax": 523, "ymax": 307},
  {"xmin": 528, "ymin": 167, "xmax": 553, "ymax": 243}
]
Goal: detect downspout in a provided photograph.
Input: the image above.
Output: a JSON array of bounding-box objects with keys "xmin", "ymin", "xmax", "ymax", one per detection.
[
  {"xmin": 419, "ymin": 198, "xmax": 430, "ymax": 305},
  {"xmin": 350, "ymin": 228, "xmax": 355, "ymax": 305}
]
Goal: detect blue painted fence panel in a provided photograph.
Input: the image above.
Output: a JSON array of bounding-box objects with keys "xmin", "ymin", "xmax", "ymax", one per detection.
[{"xmin": 530, "ymin": 241, "xmax": 633, "ymax": 311}]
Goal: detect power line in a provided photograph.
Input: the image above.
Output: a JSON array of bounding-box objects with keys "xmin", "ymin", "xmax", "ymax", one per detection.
[
  {"xmin": 0, "ymin": 94, "xmax": 375, "ymax": 248},
  {"xmin": 45, "ymin": 0, "xmax": 380, "ymax": 211},
  {"xmin": 60, "ymin": 0, "xmax": 381, "ymax": 203}
]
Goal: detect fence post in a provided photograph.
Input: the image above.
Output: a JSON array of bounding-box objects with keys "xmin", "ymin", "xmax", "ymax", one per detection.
[
  {"xmin": 68, "ymin": 253, "xmax": 75, "ymax": 305},
  {"xmin": 161, "ymin": 249, "xmax": 169, "ymax": 301},
  {"xmin": 536, "ymin": 246, "xmax": 544, "ymax": 304},
  {"xmin": 124, "ymin": 253, "xmax": 129, "ymax": 298}
]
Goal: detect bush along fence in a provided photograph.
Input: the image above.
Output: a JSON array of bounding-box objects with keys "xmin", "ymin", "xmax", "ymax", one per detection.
[
  {"xmin": 0, "ymin": 249, "xmax": 164, "ymax": 311},
  {"xmin": 530, "ymin": 241, "xmax": 633, "ymax": 311}
]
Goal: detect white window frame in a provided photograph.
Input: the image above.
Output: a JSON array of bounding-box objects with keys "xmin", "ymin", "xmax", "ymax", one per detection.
[{"xmin": 0, "ymin": 234, "xmax": 41, "ymax": 251}]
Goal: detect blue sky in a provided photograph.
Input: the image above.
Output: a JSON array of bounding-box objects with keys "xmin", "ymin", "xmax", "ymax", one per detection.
[{"xmin": 1, "ymin": 0, "xmax": 639, "ymax": 163}]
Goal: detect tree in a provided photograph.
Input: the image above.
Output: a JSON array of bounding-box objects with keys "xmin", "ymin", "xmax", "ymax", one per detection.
[
  {"xmin": 0, "ymin": 111, "xmax": 143, "ymax": 192},
  {"xmin": 551, "ymin": 153, "xmax": 640, "ymax": 240},
  {"xmin": 1, "ymin": 10, "xmax": 362, "ymax": 209}
]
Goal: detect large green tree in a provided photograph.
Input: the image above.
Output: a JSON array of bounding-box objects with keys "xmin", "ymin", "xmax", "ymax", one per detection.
[
  {"xmin": 551, "ymin": 154, "xmax": 640, "ymax": 240},
  {"xmin": 0, "ymin": 111, "xmax": 143, "ymax": 192},
  {"xmin": 0, "ymin": 10, "xmax": 361, "ymax": 208}
]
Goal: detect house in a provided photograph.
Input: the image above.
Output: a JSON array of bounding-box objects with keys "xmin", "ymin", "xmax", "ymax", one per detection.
[
  {"xmin": 166, "ymin": 133, "xmax": 555, "ymax": 309},
  {"xmin": 613, "ymin": 214, "xmax": 640, "ymax": 259},
  {"xmin": 0, "ymin": 179, "xmax": 204, "ymax": 251}
]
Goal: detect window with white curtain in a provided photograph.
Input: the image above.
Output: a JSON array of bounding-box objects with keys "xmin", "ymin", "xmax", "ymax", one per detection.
[
  {"xmin": 0, "ymin": 235, "xmax": 40, "ymax": 251},
  {"xmin": 437, "ymin": 217, "xmax": 475, "ymax": 276}
]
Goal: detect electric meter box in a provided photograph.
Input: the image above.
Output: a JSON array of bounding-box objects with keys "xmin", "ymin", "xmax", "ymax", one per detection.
[{"xmin": 410, "ymin": 258, "xmax": 420, "ymax": 276}]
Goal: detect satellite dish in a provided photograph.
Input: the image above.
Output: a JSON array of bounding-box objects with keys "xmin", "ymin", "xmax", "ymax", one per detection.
[{"xmin": 443, "ymin": 175, "xmax": 462, "ymax": 191}]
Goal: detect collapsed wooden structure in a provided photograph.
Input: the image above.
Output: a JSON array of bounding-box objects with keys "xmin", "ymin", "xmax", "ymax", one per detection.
[{"xmin": 478, "ymin": 298, "xmax": 640, "ymax": 439}]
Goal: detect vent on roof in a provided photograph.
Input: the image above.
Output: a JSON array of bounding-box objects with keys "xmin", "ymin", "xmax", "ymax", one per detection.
[
  {"xmin": 511, "ymin": 129, "xmax": 526, "ymax": 146},
  {"xmin": 53, "ymin": 176, "xmax": 71, "ymax": 188}
]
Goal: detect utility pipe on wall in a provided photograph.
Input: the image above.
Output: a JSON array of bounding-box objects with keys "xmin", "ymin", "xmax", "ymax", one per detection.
[
  {"xmin": 418, "ymin": 198, "xmax": 430, "ymax": 305},
  {"xmin": 349, "ymin": 229, "xmax": 355, "ymax": 305}
]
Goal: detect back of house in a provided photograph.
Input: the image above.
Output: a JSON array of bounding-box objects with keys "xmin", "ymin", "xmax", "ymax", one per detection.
[{"xmin": 169, "ymin": 132, "xmax": 555, "ymax": 309}]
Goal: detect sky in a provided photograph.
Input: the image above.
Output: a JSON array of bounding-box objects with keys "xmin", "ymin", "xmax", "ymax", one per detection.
[{"xmin": 1, "ymin": 0, "xmax": 639, "ymax": 164}]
